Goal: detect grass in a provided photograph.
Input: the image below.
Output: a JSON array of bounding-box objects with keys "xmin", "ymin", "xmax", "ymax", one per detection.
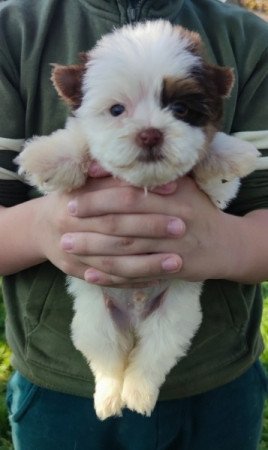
[
  {"xmin": 1, "ymin": 282, "xmax": 268, "ymax": 449},
  {"xmin": 260, "ymin": 283, "xmax": 268, "ymax": 450},
  {"xmin": 0, "ymin": 278, "xmax": 13, "ymax": 450}
]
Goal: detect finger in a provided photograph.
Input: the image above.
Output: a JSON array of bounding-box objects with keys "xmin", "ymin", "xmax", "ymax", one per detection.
[
  {"xmin": 70, "ymin": 176, "xmax": 128, "ymax": 197},
  {"xmin": 67, "ymin": 184, "xmax": 178, "ymax": 218},
  {"xmin": 59, "ymin": 257, "xmax": 89, "ymax": 280},
  {"xmin": 81, "ymin": 253, "xmax": 182, "ymax": 279},
  {"xmin": 61, "ymin": 231, "xmax": 184, "ymax": 256},
  {"xmin": 83, "ymin": 269, "xmax": 162, "ymax": 288},
  {"xmin": 67, "ymin": 176, "xmax": 199, "ymax": 218},
  {"xmin": 61, "ymin": 214, "xmax": 185, "ymax": 246}
]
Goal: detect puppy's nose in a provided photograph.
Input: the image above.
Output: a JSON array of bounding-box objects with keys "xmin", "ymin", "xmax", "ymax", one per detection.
[{"xmin": 136, "ymin": 128, "xmax": 163, "ymax": 149}]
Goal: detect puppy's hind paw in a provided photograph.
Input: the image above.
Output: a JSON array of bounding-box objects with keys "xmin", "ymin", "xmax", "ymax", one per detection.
[
  {"xmin": 122, "ymin": 375, "xmax": 158, "ymax": 417},
  {"xmin": 94, "ymin": 378, "xmax": 123, "ymax": 420}
]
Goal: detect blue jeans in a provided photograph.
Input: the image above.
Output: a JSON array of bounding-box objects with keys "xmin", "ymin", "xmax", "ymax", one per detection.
[{"xmin": 6, "ymin": 361, "xmax": 267, "ymax": 450}]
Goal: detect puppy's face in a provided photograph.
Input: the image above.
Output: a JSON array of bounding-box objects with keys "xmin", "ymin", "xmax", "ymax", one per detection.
[{"xmin": 52, "ymin": 21, "xmax": 234, "ymax": 187}]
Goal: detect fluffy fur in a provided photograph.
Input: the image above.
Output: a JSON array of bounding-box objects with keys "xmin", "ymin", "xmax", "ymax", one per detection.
[{"xmin": 16, "ymin": 21, "xmax": 259, "ymax": 420}]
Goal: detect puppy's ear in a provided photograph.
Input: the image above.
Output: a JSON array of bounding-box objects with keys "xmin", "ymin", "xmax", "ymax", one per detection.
[
  {"xmin": 50, "ymin": 55, "xmax": 89, "ymax": 108},
  {"xmin": 208, "ymin": 64, "xmax": 234, "ymax": 98}
]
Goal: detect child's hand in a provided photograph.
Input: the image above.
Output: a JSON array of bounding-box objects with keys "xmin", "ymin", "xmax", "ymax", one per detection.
[
  {"xmin": 57, "ymin": 176, "xmax": 242, "ymax": 286},
  {"xmin": 35, "ymin": 175, "xmax": 184, "ymax": 284}
]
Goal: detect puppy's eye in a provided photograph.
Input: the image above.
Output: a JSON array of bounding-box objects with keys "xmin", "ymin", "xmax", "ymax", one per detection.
[
  {"xmin": 110, "ymin": 104, "xmax": 125, "ymax": 117},
  {"xmin": 170, "ymin": 102, "xmax": 189, "ymax": 118}
]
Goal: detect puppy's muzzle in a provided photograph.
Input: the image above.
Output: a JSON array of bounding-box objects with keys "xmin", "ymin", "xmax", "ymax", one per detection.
[{"xmin": 136, "ymin": 128, "xmax": 164, "ymax": 162}]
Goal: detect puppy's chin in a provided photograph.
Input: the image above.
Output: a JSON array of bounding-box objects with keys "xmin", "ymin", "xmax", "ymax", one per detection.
[
  {"xmin": 102, "ymin": 156, "xmax": 197, "ymax": 188},
  {"xmin": 86, "ymin": 123, "xmax": 207, "ymax": 188},
  {"xmin": 112, "ymin": 163, "xmax": 183, "ymax": 188}
]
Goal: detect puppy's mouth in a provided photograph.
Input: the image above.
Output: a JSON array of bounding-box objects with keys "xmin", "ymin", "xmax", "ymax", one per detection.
[
  {"xmin": 137, "ymin": 147, "xmax": 164, "ymax": 163},
  {"xmin": 115, "ymin": 147, "xmax": 165, "ymax": 170}
]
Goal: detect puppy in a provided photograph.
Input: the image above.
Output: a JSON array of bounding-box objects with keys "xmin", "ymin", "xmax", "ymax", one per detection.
[{"xmin": 16, "ymin": 20, "xmax": 259, "ymax": 420}]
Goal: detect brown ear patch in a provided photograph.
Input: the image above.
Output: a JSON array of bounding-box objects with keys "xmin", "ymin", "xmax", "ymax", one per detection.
[
  {"xmin": 51, "ymin": 61, "xmax": 88, "ymax": 109},
  {"xmin": 208, "ymin": 65, "xmax": 234, "ymax": 98}
]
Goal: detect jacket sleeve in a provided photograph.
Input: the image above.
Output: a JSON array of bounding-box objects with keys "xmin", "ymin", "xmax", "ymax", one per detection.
[
  {"xmin": 0, "ymin": 48, "xmax": 31, "ymax": 206},
  {"xmin": 228, "ymin": 43, "xmax": 268, "ymax": 216}
]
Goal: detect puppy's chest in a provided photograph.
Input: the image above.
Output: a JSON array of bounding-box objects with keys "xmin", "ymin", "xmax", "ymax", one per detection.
[{"xmin": 102, "ymin": 282, "xmax": 170, "ymax": 330}]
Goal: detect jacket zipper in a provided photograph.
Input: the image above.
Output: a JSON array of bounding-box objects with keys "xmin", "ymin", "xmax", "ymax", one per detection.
[{"xmin": 127, "ymin": 0, "xmax": 143, "ymax": 23}]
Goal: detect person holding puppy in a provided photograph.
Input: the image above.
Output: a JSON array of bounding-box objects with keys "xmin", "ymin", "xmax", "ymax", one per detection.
[{"xmin": 0, "ymin": 0, "xmax": 268, "ymax": 449}]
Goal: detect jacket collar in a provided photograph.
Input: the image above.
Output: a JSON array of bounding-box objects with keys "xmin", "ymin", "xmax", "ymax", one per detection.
[{"xmin": 79, "ymin": 0, "xmax": 185, "ymax": 21}]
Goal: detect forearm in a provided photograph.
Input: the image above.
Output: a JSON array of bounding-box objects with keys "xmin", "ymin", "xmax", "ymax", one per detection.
[
  {"xmin": 224, "ymin": 209, "xmax": 268, "ymax": 284},
  {"xmin": 0, "ymin": 199, "xmax": 47, "ymax": 275},
  {"xmin": 0, "ymin": 183, "xmax": 114, "ymax": 280}
]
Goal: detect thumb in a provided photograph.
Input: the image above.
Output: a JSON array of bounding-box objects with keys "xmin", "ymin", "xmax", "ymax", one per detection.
[{"xmin": 88, "ymin": 161, "xmax": 111, "ymax": 178}]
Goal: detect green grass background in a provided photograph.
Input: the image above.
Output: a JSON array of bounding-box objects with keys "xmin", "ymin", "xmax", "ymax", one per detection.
[
  {"xmin": 1, "ymin": 281, "xmax": 268, "ymax": 449},
  {"xmin": 0, "ymin": 278, "xmax": 12, "ymax": 450}
]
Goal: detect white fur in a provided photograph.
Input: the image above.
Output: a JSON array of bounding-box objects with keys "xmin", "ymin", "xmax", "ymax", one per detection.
[
  {"xmin": 16, "ymin": 119, "xmax": 89, "ymax": 192},
  {"xmin": 80, "ymin": 21, "xmax": 201, "ymax": 115},
  {"xmin": 194, "ymin": 132, "xmax": 260, "ymax": 208},
  {"xmin": 16, "ymin": 21, "xmax": 259, "ymax": 419},
  {"xmin": 69, "ymin": 277, "xmax": 202, "ymax": 418}
]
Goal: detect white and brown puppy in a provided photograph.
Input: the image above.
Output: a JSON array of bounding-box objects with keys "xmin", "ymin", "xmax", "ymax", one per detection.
[{"xmin": 17, "ymin": 21, "xmax": 259, "ymax": 420}]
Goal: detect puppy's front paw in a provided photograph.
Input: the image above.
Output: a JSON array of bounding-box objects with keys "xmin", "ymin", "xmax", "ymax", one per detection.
[
  {"xmin": 16, "ymin": 129, "xmax": 89, "ymax": 193},
  {"xmin": 16, "ymin": 141, "xmax": 88, "ymax": 193},
  {"xmin": 122, "ymin": 373, "xmax": 158, "ymax": 416},
  {"xmin": 94, "ymin": 377, "xmax": 123, "ymax": 420},
  {"xmin": 209, "ymin": 132, "xmax": 260, "ymax": 180},
  {"xmin": 228, "ymin": 141, "xmax": 260, "ymax": 179}
]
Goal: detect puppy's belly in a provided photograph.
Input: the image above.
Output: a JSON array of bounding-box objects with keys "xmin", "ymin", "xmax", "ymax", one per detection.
[{"xmin": 102, "ymin": 282, "xmax": 170, "ymax": 330}]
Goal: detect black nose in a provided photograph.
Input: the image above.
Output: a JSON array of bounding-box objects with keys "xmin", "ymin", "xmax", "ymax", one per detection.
[{"xmin": 136, "ymin": 128, "xmax": 163, "ymax": 150}]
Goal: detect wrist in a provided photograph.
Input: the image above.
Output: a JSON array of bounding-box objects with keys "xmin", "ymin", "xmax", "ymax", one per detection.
[
  {"xmin": 0, "ymin": 197, "xmax": 48, "ymax": 275},
  {"xmin": 214, "ymin": 212, "xmax": 245, "ymax": 282},
  {"xmin": 214, "ymin": 210, "xmax": 268, "ymax": 284}
]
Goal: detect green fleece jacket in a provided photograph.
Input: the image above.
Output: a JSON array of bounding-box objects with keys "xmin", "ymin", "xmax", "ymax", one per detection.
[{"xmin": 0, "ymin": 0, "xmax": 268, "ymax": 399}]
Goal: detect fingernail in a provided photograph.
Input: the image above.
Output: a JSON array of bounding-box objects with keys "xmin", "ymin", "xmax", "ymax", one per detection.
[
  {"xmin": 68, "ymin": 200, "xmax": 77, "ymax": 215},
  {"xmin": 161, "ymin": 256, "xmax": 180, "ymax": 272},
  {"xmin": 167, "ymin": 219, "xmax": 184, "ymax": 236},
  {"xmin": 151, "ymin": 181, "xmax": 177, "ymax": 195},
  {"xmin": 61, "ymin": 235, "xmax": 74, "ymax": 251},
  {"xmin": 85, "ymin": 269, "xmax": 100, "ymax": 283}
]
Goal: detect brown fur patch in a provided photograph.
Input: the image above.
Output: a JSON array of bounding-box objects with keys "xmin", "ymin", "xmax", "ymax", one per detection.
[
  {"xmin": 207, "ymin": 64, "xmax": 234, "ymax": 98},
  {"xmin": 174, "ymin": 26, "xmax": 234, "ymax": 98},
  {"xmin": 78, "ymin": 52, "xmax": 90, "ymax": 64},
  {"xmin": 163, "ymin": 77, "xmax": 204, "ymax": 98},
  {"xmin": 174, "ymin": 26, "xmax": 202, "ymax": 55},
  {"xmin": 161, "ymin": 61, "xmax": 234, "ymax": 128},
  {"xmin": 161, "ymin": 76, "xmax": 218, "ymax": 127}
]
